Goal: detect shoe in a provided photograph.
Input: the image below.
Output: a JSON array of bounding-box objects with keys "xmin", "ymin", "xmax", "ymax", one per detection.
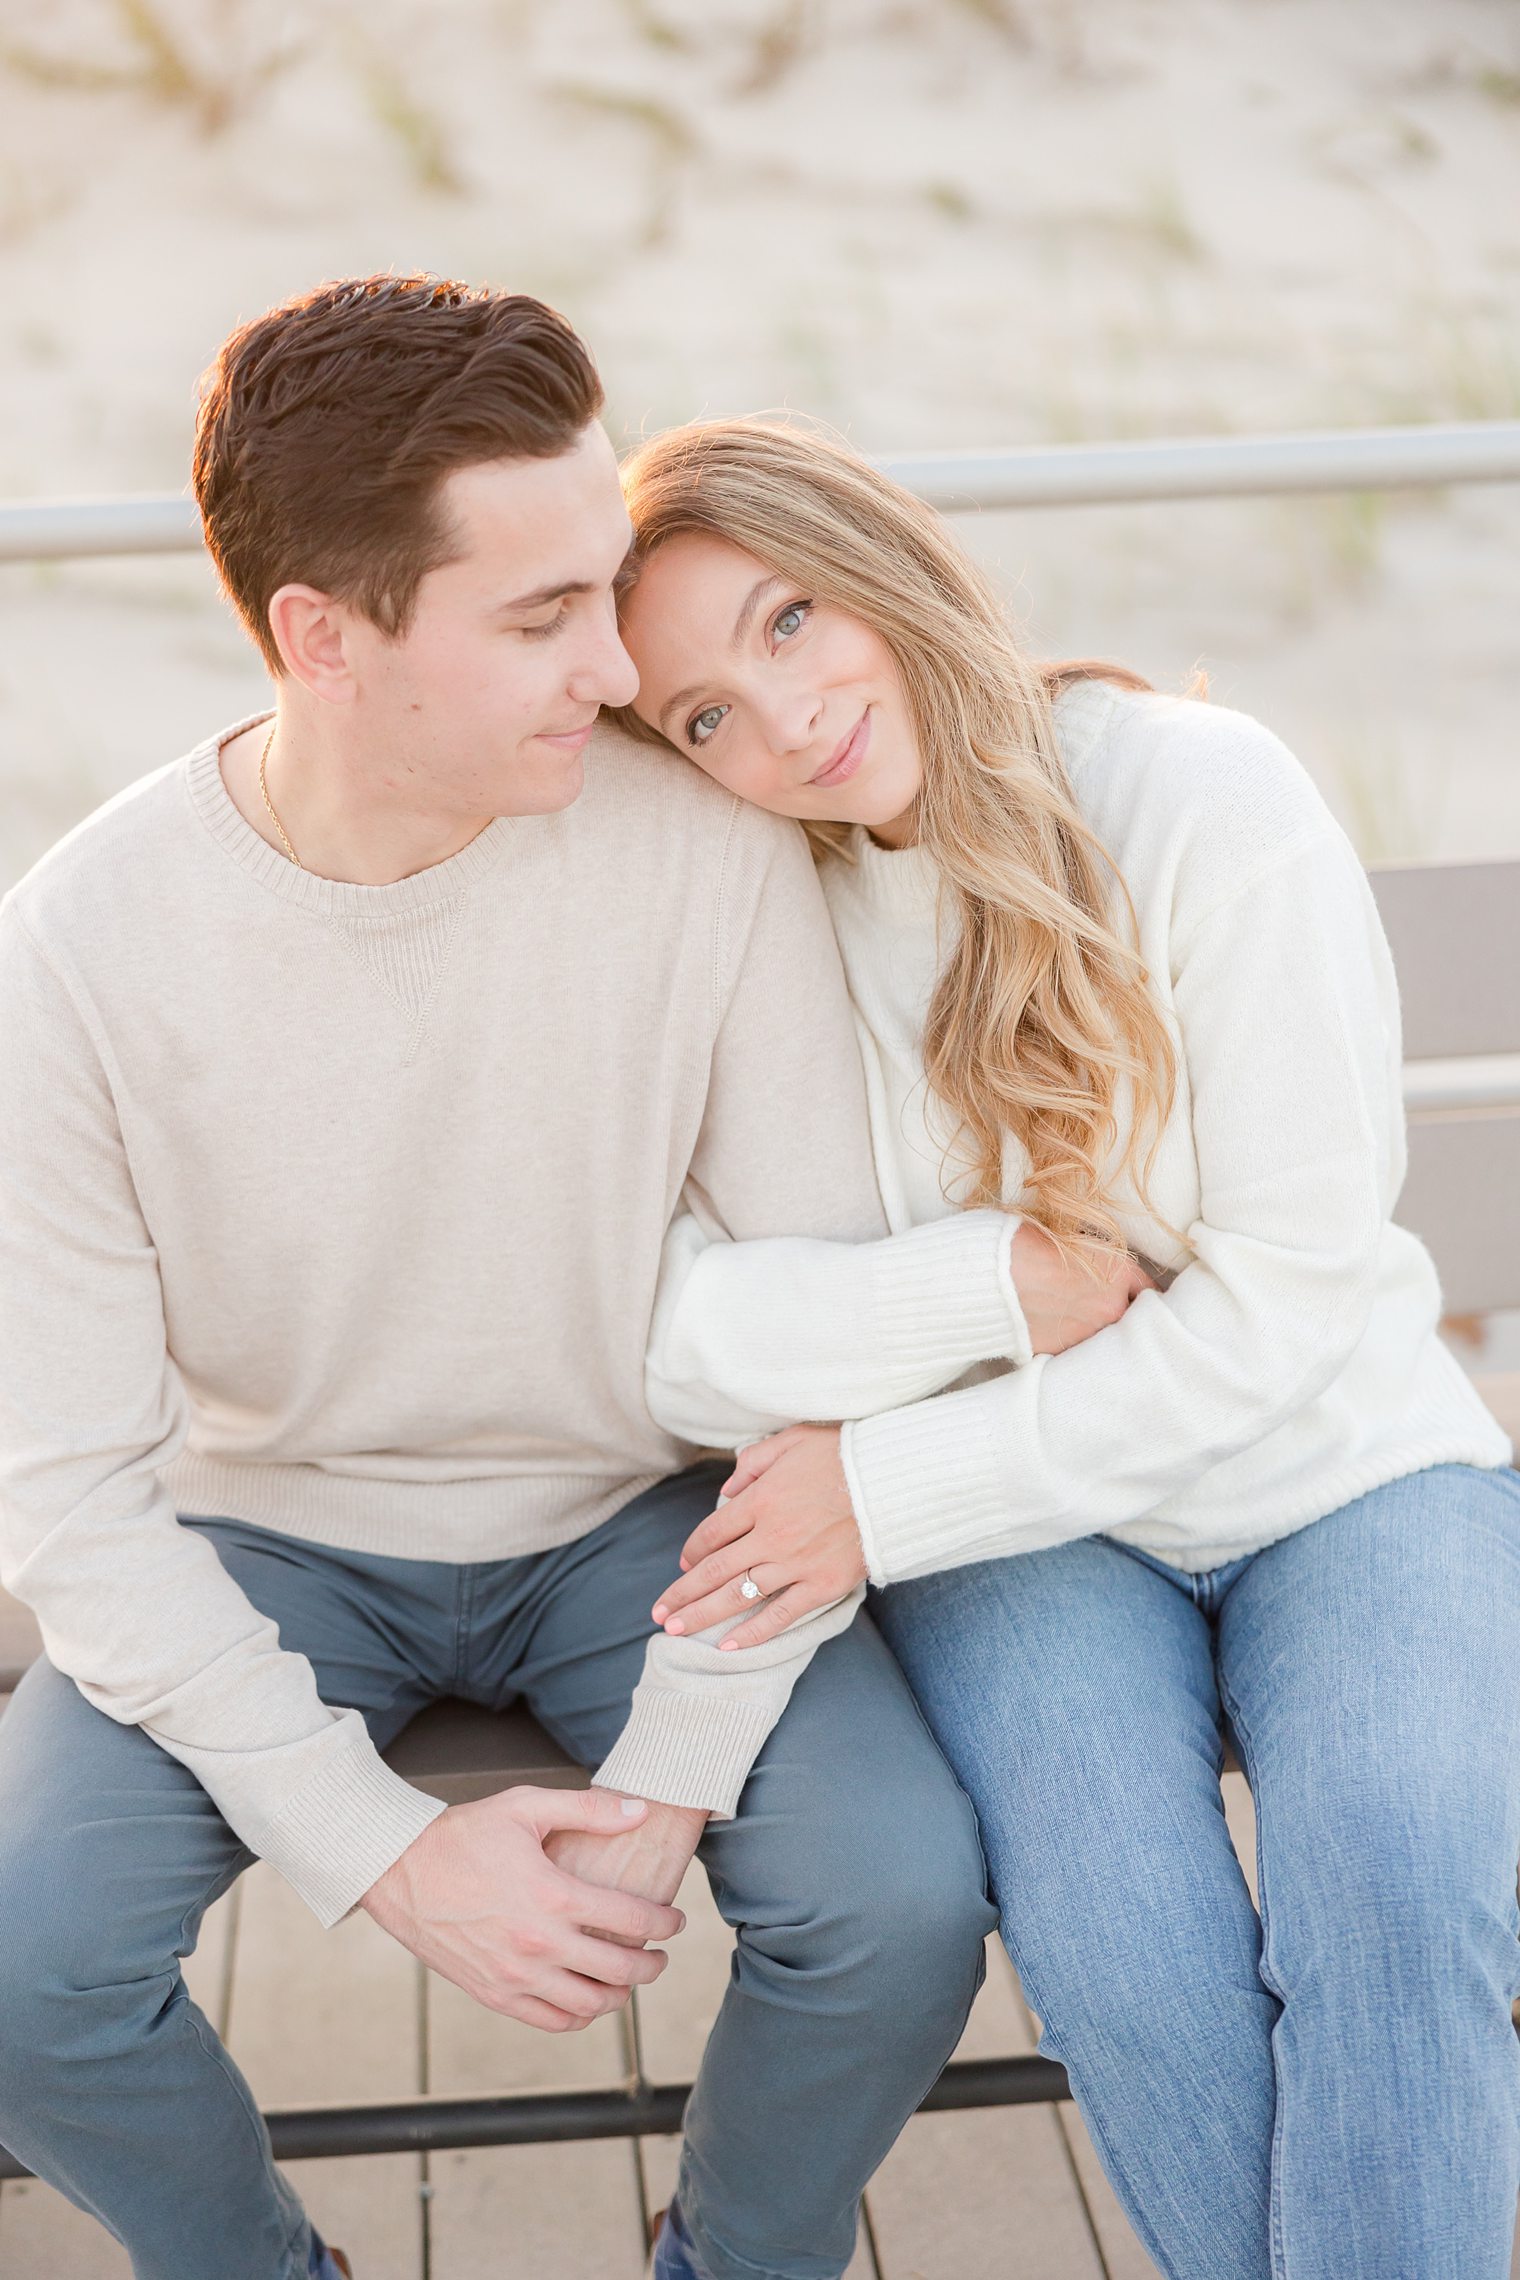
[
  {"xmin": 332, "ymin": 2256, "xmax": 353, "ymax": 2280},
  {"xmin": 308, "ymin": 2238, "xmax": 352, "ymax": 2280},
  {"xmin": 650, "ymin": 2197, "xmax": 708, "ymax": 2279}
]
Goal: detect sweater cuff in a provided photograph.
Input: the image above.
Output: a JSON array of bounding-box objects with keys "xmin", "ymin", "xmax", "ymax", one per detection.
[
  {"xmin": 593, "ymin": 1688, "xmax": 776, "ymax": 1820},
  {"xmin": 841, "ymin": 1384, "xmax": 1012, "ymax": 1586},
  {"xmin": 871, "ymin": 1209, "xmax": 1032, "ymax": 1371},
  {"xmin": 259, "ymin": 1729, "xmax": 447, "ymax": 1929}
]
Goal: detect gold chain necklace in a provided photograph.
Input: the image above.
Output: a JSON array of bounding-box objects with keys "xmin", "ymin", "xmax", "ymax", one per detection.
[{"xmin": 258, "ymin": 722, "xmax": 302, "ymax": 868}]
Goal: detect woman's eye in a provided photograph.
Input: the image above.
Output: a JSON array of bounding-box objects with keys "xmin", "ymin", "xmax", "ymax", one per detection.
[
  {"xmin": 772, "ymin": 600, "xmax": 812, "ymax": 643},
  {"xmin": 687, "ymin": 704, "xmax": 730, "ymax": 747}
]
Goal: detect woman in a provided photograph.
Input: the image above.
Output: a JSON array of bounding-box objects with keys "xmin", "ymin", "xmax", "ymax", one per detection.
[{"xmin": 618, "ymin": 419, "xmax": 1520, "ymax": 2279}]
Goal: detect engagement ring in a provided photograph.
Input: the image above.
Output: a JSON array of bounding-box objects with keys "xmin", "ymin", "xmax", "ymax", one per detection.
[{"xmin": 738, "ymin": 1571, "xmax": 762, "ymax": 1601}]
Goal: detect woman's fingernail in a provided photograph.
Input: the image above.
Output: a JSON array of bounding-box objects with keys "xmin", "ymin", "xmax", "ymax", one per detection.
[
  {"xmin": 665, "ymin": 1618, "xmax": 685, "ymax": 1635},
  {"xmin": 619, "ymin": 1797, "xmax": 645, "ymax": 1817},
  {"xmin": 651, "ymin": 1604, "xmax": 668, "ymax": 1623},
  {"xmin": 720, "ymin": 1638, "xmax": 738, "ymax": 1652}
]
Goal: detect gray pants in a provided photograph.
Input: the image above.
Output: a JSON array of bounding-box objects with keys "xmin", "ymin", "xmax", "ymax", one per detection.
[{"xmin": 0, "ymin": 1464, "xmax": 994, "ymax": 2280}]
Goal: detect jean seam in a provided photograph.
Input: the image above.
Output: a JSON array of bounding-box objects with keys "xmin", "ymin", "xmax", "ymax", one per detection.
[
  {"xmin": 1215, "ymin": 1668, "xmax": 1290, "ymax": 2280},
  {"xmin": 185, "ymin": 2004, "xmax": 310, "ymax": 2276},
  {"xmin": 174, "ymin": 1844, "xmax": 258, "ymax": 1959},
  {"xmin": 452, "ymin": 1560, "xmax": 477, "ymax": 1695}
]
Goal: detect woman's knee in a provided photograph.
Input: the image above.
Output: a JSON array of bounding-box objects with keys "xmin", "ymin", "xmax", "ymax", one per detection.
[{"xmin": 1261, "ymin": 1800, "xmax": 1520, "ymax": 2016}]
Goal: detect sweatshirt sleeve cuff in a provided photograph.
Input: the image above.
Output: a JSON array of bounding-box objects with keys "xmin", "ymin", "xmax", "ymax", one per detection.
[
  {"xmin": 593, "ymin": 1688, "xmax": 777, "ymax": 1820},
  {"xmin": 841, "ymin": 1380, "xmax": 1016, "ymax": 1586},
  {"xmin": 259, "ymin": 1729, "xmax": 448, "ymax": 1929},
  {"xmin": 871, "ymin": 1209, "xmax": 1033, "ymax": 1372}
]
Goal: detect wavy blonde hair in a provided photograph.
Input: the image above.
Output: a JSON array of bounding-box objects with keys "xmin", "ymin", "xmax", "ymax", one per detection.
[{"xmin": 614, "ymin": 418, "xmax": 1182, "ymax": 1265}]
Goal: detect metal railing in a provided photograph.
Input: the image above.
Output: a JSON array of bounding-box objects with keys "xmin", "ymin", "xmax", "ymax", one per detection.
[{"xmin": 3, "ymin": 420, "xmax": 1520, "ymax": 560}]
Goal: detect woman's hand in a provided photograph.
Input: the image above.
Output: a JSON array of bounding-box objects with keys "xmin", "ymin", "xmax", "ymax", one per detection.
[
  {"xmin": 650, "ymin": 1424, "xmax": 866, "ymax": 1650},
  {"xmin": 1011, "ymin": 1220, "xmax": 1154, "ymax": 1354}
]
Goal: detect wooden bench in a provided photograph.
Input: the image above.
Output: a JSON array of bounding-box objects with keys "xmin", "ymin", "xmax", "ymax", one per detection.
[{"xmin": 1, "ymin": 854, "xmax": 1517, "ymax": 2174}]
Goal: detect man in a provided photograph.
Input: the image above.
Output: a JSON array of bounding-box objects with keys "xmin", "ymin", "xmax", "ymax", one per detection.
[{"xmin": 0, "ymin": 277, "xmax": 1001, "ymax": 2280}]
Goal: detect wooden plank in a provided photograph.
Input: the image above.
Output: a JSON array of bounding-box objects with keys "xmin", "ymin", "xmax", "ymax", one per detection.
[
  {"xmin": 0, "ymin": 2179, "xmax": 134, "ymax": 2279},
  {"xmin": 867, "ymin": 1940, "xmax": 1105, "ymax": 2280},
  {"xmin": 425, "ymin": 1897, "xmax": 644, "ymax": 2279},
  {"xmin": 868, "ymin": 2105, "xmax": 1106, "ymax": 2280},
  {"xmin": 225, "ymin": 1860, "xmax": 425, "ymax": 2280},
  {"xmin": 428, "ymin": 2140, "xmax": 648, "ymax": 2280},
  {"xmin": 632, "ymin": 1857, "xmax": 734, "ymax": 2086}
]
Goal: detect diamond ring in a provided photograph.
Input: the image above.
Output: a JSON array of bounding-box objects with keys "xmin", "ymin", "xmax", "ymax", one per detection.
[{"xmin": 738, "ymin": 1571, "xmax": 762, "ymax": 1601}]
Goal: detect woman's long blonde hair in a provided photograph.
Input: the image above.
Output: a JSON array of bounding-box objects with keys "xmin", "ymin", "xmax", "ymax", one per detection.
[{"xmin": 615, "ymin": 418, "xmax": 1181, "ymax": 1264}]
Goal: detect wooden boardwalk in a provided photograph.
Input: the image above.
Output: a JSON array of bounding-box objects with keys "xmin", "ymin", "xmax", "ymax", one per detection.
[
  {"xmin": 12, "ymin": 1776, "xmax": 1515, "ymax": 2280},
  {"xmin": 0, "ymin": 1849, "xmax": 1168, "ymax": 2280}
]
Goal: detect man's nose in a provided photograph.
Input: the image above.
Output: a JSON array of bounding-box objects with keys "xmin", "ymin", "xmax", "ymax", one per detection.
[{"xmin": 568, "ymin": 618, "xmax": 639, "ymax": 711}]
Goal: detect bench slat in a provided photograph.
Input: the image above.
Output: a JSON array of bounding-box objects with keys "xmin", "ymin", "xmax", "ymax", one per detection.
[{"xmin": 1370, "ymin": 861, "xmax": 1520, "ymax": 1060}]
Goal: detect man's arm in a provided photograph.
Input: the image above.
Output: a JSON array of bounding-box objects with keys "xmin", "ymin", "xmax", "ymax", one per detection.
[
  {"xmin": 0, "ymin": 906, "xmax": 445, "ymax": 1926},
  {"xmin": 0, "ymin": 904, "xmax": 689, "ymax": 2013}
]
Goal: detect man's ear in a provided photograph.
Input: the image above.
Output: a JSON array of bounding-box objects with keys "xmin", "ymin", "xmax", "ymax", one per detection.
[{"xmin": 266, "ymin": 584, "xmax": 358, "ymax": 704}]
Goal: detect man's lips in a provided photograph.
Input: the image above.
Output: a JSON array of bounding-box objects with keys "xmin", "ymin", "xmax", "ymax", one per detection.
[{"xmin": 810, "ymin": 709, "xmax": 871, "ymax": 788}]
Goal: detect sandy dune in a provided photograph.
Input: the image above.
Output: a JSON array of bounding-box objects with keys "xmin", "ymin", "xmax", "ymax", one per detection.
[{"xmin": 1, "ymin": 0, "xmax": 1517, "ymax": 889}]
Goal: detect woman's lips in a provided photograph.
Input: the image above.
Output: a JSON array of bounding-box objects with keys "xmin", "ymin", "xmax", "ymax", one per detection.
[{"xmin": 810, "ymin": 709, "xmax": 871, "ymax": 788}]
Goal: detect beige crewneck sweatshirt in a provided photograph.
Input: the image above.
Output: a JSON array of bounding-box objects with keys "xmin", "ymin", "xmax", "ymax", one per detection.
[{"xmin": 0, "ymin": 712, "xmax": 1008, "ymax": 1925}]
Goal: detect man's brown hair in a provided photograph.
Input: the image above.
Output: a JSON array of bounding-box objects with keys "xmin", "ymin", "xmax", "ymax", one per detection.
[{"xmin": 193, "ymin": 274, "xmax": 604, "ymax": 673}]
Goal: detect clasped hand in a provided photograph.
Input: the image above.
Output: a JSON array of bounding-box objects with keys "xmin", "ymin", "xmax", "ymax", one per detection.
[
  {"xmin": 650, "ymin": 1423, "xmax": 866, "ymax": 1649},
  {"xmin": 650, "ymin": 1221, "xmax": 1154, "ymax": 1650}
]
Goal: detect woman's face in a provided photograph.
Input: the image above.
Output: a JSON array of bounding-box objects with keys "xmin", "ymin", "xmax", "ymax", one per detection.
[{"xmin": 620, "ymin": 532, "xmax": 924, "ymax": 839}]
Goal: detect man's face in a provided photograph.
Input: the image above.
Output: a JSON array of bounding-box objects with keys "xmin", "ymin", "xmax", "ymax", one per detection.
[{"xmin": 344, "ymin": 421, "xmax": 640, "ymax": 819}]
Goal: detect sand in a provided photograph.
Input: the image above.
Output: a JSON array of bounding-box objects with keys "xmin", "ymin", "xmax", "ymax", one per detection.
[{"xmin": 1, "ymin": 0, "xmax": 1518, "ymax": 890}]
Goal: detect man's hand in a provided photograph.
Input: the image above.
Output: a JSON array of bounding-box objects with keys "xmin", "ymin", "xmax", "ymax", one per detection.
[
  {"xmin": 650, "ymin": 1423, "xmax": 866, "ymax": 1649},
  {"xmin": 360, "ymin": 1786, "xmax": 685, "ymax": 2033},
  {"xmin": 1010, "ymin": 1221, "xmax": 1154, "ymax": 1354},
  {"xmin": 545, "ymin": 1796, "xmax": 709, "ymax": 1939}
]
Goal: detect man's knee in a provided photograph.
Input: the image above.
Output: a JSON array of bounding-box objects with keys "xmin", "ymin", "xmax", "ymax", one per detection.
[
  {"xmin": 0, "ymin": 1832, "xmax": 107, "ymax": 2087},
  {"xmin": 768, "ymin": 1771, "xmax": 994, "ymax": 2004}
]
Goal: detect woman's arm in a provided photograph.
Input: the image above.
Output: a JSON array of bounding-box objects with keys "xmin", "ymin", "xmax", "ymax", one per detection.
[
  {"xmin": 655, "ymin": 820, "xmax": 1403, "ymax": 1628},
  {"xmin": 644, "ymin": 1202, "xmax": 1032, "ymax": 1448},
  {"xmin": 646, "ymin": 1184, "xmax": 1152, "ymax": 1451}
]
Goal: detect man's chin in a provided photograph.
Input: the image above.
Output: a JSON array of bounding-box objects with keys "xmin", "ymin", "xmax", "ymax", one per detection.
[{"xmin": 499, "ymin": 751, "xmax": 586, "ymax": 817}]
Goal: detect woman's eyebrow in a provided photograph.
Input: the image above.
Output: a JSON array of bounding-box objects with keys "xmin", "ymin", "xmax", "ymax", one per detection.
[{"xmin": 657, "ymin": 575, "xmax": 785, "ymax": 732}]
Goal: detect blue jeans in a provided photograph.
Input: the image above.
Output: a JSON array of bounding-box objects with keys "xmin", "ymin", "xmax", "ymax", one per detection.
[
  {"xmin": 0, "ymin": 1464, "xmax": 994, "ymax": 2280},
  {"xmin": 874, "ymin": 1462, "xmax": 1520, "ymax": 2280}
]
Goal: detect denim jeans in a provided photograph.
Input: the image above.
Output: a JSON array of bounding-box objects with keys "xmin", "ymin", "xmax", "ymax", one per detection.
[
  {"xmin": 874, "ymin": 1462, "xmax": 1520, "ymax": 2280},
  {"xmin": 0, "ymin": 1463, "xmax": 994, "ymax": 2280}
]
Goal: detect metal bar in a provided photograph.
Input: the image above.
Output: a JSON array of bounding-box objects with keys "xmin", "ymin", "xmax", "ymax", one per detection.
[
  {"xmin": 0, "ymin": 2055, "xmax": 1074, "ymax": 2178},
  {"xmin": 0, "ymin": 495, "xmax": 202, "ymax": 561},
  {"xmin": 1402, "ymin": 1057, "xmax": 1520, "ymax": 1114},
  {"xmin": 876, "ymin": 421, "xmax": 1520, "ymax": 510},
  {"xmin": 2, "ymin": 422, "xmax": 1519, "ymax": 562}
]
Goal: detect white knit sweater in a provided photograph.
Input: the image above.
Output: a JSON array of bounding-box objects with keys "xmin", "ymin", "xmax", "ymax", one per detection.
[{"xmin": 647, "ymin": 681, "xmax": 1511, "ymax": 1579}]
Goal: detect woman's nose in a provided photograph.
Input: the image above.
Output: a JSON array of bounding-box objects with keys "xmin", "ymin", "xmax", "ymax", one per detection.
[{"xmin": 759, "ymin": 685, "xmax": 824, "ymax": 756}]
